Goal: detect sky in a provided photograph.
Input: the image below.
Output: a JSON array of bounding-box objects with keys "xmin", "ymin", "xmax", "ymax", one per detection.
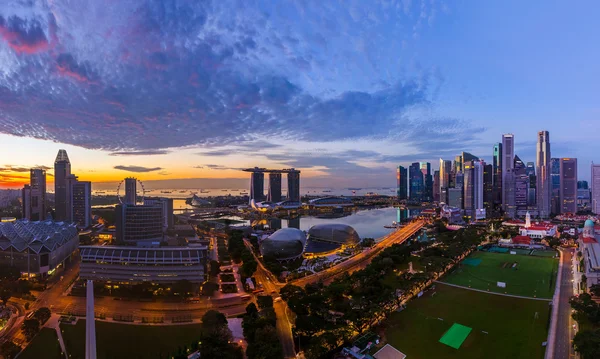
[{"xmin": 0, "ymin": 0, "xmax": 599, "ymax": 189}]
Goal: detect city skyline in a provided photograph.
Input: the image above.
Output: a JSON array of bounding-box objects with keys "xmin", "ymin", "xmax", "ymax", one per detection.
[{"xmin": 1, "ymin": 1, "xmax": 600, "ymax": 188}]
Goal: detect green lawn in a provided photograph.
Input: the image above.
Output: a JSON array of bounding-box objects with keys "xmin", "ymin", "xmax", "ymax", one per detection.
[
  {"xmin": 61, "ymin": 320, "xmax": 203, "ymax": 359},
  {"xmin": 441, "ymin": 251, "xmax": 558, "ymax": 298},
  {"xmin": 380, "ymin": 284, "xmax": 550, "ymax": 359},
  {"xmin": 19, "ymin": 328, "xmax": 63, "ymax": 359}
]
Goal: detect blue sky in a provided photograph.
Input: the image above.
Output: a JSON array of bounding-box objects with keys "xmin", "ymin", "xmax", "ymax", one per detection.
[{"xmin": 0, "ymin": 0, "xmax": 598, "ymax": 188}]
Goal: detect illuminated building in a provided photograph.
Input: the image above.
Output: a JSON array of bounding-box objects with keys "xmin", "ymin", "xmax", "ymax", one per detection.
[
  {"xmin": 115, "ymin": 204, "xmax": 163, "ymax": 246},
  {"xmin": 124, "ymin": 177, "xmax": 138, "ymax": 204},
  {"xmin": 22, "ymin": 168, "xmax": 47, "ymax": 221},
  {"xmin": 551, "ymin": 158, "xmax": 561, "ymax": 215},
  {"xmin": 71, "ymin": 180, "xmax": 92, "ymax": 228},
  {"xmin": 560, "ymin": 158, "xmax": 578, "ymax": 214},
  {"xmin": 536, "ymin": 131, "xmax": 552, "ymax": 218},
  {"xmin": 79, "ymin": 245, "xmax": 208, "ymax": 284},
  {"xmin": 54, "ymin": 149, "xmax": 71, "ymax": 221},
  {"xmin": 268, "ymin": 172, "xmax": 282, "ymax": 202},
  {"xmin": 287, "ymin": 169, "xmax": 301, "ymax": 202},
  {"xmin": 143, "ymin": 197, "xmax": 174, "ymax": 231},
  {"xmin": 409, "ymin": 163, "xmax": 424, "ymax": 202},
  {"xmin": 396, "ymin": 165, "xmax": 408, "ymax": 201},
  {"xmin": 0, "ymin": 220, "xmax": 78, "ymax": 276},
  {"xmin": 592, "ymin": 163, "xmax": 600, "ymax": 214},
  {"xmin": 502, "ymin": 134, "xmax": 515, "ymax": 217}
]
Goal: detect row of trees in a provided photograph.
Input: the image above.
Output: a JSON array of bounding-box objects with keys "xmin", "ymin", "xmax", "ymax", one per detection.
[
  {"xmin": 172, "ymin": 310, "xmax": 244, "ymax": 359},
  {"xmin": 280, "ymin": 227, "xmax": 485, "ymax": 358},
  {"xmin": 243, "ymin": 296, "xmax": 284, "ymax": 358},
  {"xmin": 570, "ymin": 290, "xmax": 600, "ymax": 358},
  {"xmin": 228, "ymin": 230, "xmax": 257, "ymax": 278},
  {"xmin": 21, "ymin": 307, "xmax": 52, "ymax": 341}
]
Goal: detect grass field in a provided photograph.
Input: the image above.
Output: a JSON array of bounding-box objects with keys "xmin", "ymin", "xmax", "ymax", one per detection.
[
  {"xmin": 19, "ymin": 328, "xmax": 63, "ymax": 359},
  {"xmin": 61, "ymin": 320, "xmax": 203, "ymax": 359},
  {"xmin": 441, "ymin": 251, "xmax": 558, "ymax": 298},
  {"xmin": 380, "ymin": 284, "xmax": 550, "ymax": 359}
]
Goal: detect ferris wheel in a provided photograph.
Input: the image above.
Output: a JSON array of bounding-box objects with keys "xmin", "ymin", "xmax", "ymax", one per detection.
[{"xmin": 116, "ymin": 177, "xmax": 146, "ymax": 204}]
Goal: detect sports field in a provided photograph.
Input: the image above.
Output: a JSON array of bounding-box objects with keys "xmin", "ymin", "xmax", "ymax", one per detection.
[
  {"xmin": 380, "ymin": 284, "xmax": 550, "ymax": 359},
  {"xmin": 441, "ymin": 251, "xmax": 558, "ymax": 298}
]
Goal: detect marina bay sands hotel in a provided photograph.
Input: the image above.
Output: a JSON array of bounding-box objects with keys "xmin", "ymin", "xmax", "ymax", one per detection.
[{"xmin": 242, "ymin": 167, "xmax": 300, "ymax": 203}]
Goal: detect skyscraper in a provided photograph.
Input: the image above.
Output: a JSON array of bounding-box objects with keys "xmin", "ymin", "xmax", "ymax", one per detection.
[
  {"xmin": 143, "ymin": 197, "xmax": 174, "ymax": 232},
  {"xmin": 439, "ymin": 159, "xmax": 452, "ymax": 189},
  {"xmin": 71, "ymin": 180, "xmax": 92, "ymax": 228},
  {"xmin": 268, "ymin": 173, "xmax": 282, "ymax": 202},
  {"xmin": 592, "ymin": 163, "xmax": 600, "ymax": 215},
  {"xmin": 492, "ymin": 143, "xmax": 503, "ymax": 211},
  {"xmin": 536, "ymin": 131, "xmax": 551, "ymax": 218},
  {"xmin": 22, "ymin": 168, "xmax": 47, "ymax": 221},
  {"xmin": 483, "ymin": 163, "xmax": 494, "ymax": 214},
  {"xmin": 396, "ymin": 166, "xmax": 408, "ymax": 201},
  {"xmin": 409, "ymin": 163, "xmax": 424, "ymax": 202},
  {"xmin": 124, "ymin": 177, "xmax": 138, "ymax": 204},
  {"xmin": 464, "ymin": 160, "xmax": 485, "ymax": 220},
  {"xmin": 502, "ymin": 134, "xmax": 515, "ymax": 217},
  {"xmin": 419, "ymin": 162, "xmax": 433, "ymax": 202},
  {"xmin": 54, "ymin": 149, "xmax": 71, "ymax": 221},
  {"xmin": 433, "ymin": 170, "xmax": 440, "ymax": 202},
  {"xmin": 525, "ymin": 162, "xmax": 535, "ymax": 177},
  {"xmin": 559, "ymin": 158, "xmax": 577, "ymax": 214},
  {"xmin": 551, "ymin": 158, "xmax": 561, "ymax": 215},
  {"xmin": 287, "ymin": 169, "xmax": 300, "ymax": 202},
  {"xmin": 250, "ymin": 171, "xmax": 265, "ymax": 202},
  {"xmin": 514, "ymin": 155, "xmax": 529, "ymax": 210}
]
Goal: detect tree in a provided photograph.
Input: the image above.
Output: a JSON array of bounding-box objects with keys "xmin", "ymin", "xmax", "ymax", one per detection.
[
  {"xmin": 0, "ymin": 285, "xmax": 12, "ymax": 305},
  {"xmin": 198, "ymin": 310, "xmax": 242, "ymax": 359},
  {"xmin": 241, "ymin": 260, "xmax": 258, "ymax": 278},
  {"xmin": 22, "ymin": 318, "xmax": 40, "ymax": 340},
  {"xmin": 201, "ymin": 282, "xmax": 219, "ymax": 296},
  {"xmin": 573, "ymin": 328, "xmax": 600, "ymax": 359},
  {"xmin": 590, "ymin": 284, "xmax": 600, "ymax": 297},
  {"xmin": 256, "ymin": 295, "xmax": 273, "ymax": 310},
  {"xmin": 34, "ymin": 307, "xmax": 51, "ymax": 325},
  {"xmin": 172, "ymin": 280, "xmax": 193, "ymax": 298},
  {"xmin": 246, "ymin": 325, "xmax": 284, "ymax": 359},
  {"xmin": 209, "ymin": 260, "xmax": 221, "ymax": 277},
  {"xmin": 0, "ymin": 341, "xmax": 21, "ymax": 359}
]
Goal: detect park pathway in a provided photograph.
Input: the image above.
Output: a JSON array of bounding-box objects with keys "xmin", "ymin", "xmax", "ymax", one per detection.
[
  {"xmin": 434, "ymin": 281, "xmax": 552, "ymax": 301},
  {"xmin": 45, "ymin": 314, "xmax": 68, "ymax": 359}
]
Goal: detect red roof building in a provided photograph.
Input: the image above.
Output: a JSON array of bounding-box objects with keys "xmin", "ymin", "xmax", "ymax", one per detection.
[{"xmin": 512, "ymin": 235, "xmax": 532, "ymax": 245}]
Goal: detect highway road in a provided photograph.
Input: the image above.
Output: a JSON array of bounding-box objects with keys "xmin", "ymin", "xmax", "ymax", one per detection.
[
  {"xmin": 293, "ymin": 220, "xmax": 425, "ymax": 287},
  {"xmin": 553, "ymin": 247, "xmax": 576, "ymax": 359}
]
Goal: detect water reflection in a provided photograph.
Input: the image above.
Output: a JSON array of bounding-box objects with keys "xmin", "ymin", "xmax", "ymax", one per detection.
[{"xmin": 254, "ymin": 207, "xmax": 421, "ymax": 239}]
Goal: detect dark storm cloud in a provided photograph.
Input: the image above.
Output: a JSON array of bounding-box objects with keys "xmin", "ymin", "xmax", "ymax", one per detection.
[{"xmin": 113, "ymin": 165, "xmax": 163, "ymax": 172}]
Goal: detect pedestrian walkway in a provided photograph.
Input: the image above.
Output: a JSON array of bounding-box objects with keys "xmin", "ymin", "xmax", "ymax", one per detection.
[
  {"xmin": 45, "ymin": 314, "xmax": 68, "ymax": 359},
  {"xmin": 435, "ymin": 281, "xmax": 552, "ymax": 301}
]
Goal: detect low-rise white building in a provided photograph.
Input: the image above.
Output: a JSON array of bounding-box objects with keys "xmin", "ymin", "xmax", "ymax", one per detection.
[
  {"xmin": 518, "ymin": 212, "xmax": 557, "ymax": 239},
  {"xmin": 577, "ymin": 219, "xmax": 600, "ymax": 289}
]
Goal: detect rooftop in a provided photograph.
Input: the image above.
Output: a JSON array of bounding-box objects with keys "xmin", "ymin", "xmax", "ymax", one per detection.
[{"xmin": 0, "ymin": 220, "xmax": 78, "ymax": 253}]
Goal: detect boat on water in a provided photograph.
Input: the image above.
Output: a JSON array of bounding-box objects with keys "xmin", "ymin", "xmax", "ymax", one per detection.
[{"xmin": 384, "ymin": 221, "xmax": 402, "ymax": 229}]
